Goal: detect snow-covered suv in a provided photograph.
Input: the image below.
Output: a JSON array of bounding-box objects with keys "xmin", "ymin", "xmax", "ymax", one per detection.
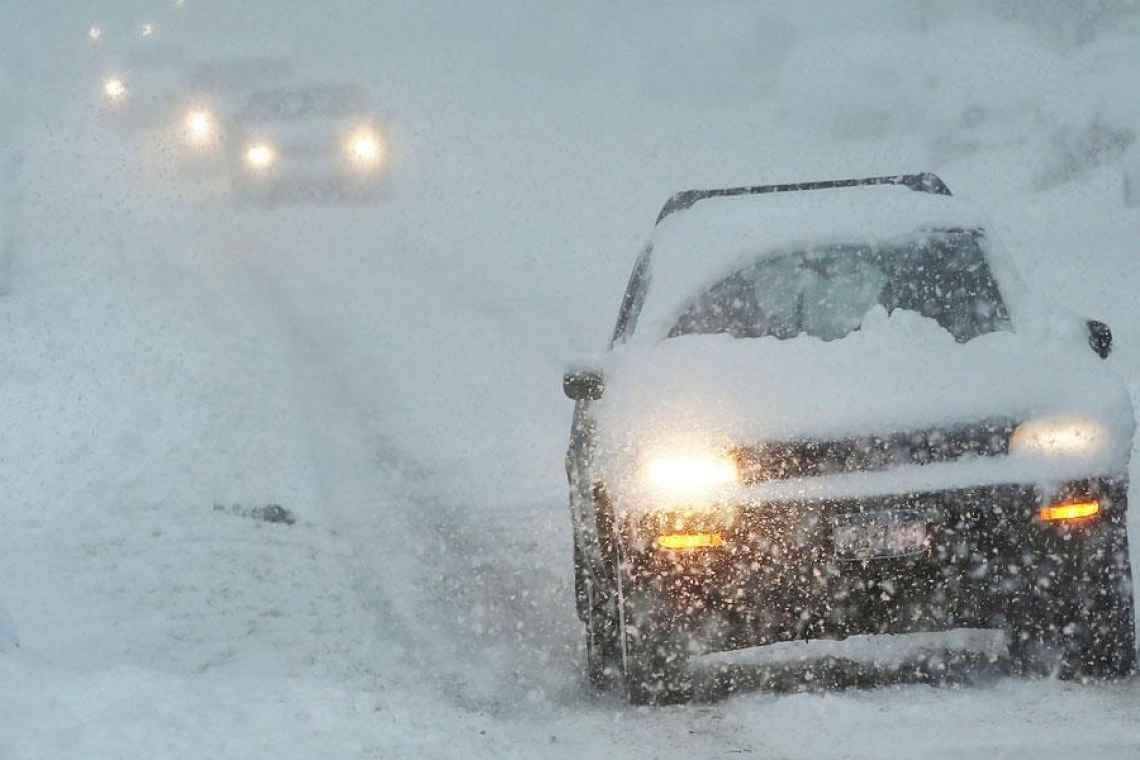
[{"xmin": 563, "ymin": 173, "xmax": 1136, "ymax": 705}]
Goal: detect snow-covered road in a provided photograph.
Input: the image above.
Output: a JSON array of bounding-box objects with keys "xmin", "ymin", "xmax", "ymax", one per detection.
[{"xmin": 3, "ymin": 2, "xmax": 1140, "ymax": 758}]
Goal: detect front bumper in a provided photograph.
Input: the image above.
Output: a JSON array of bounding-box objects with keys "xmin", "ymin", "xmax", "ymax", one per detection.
[
  {"xmin": 233, "ymin": 164, "xmax": 382, "ymax": 196},
  {"xmin": 620, "ymin": 478, "xmax": 1130, "ymax": 653}
]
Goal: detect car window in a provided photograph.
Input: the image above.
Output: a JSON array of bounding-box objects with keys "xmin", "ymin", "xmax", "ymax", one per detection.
[
  {"xmin": 669, "ymin": 231, "xmax": 1011, "ymax": 343},
  {"xmin": 241, "ymin": 86, "xmax": 369, "ymax": 121}
]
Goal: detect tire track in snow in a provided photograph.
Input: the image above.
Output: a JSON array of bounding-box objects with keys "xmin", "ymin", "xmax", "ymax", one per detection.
[
  {"xmin": 197, "ymin": 224, "xmax": 428, "ymax": 683},
  {"xmin": 214, "ymin": 212, "xmax": 633, "ymax": 714},
  {"xmin": 210, "ymin": 219, "xmax": 556, "ymax": 707}
]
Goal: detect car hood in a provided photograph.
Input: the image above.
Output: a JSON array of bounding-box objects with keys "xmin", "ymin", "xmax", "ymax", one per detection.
[{"xmin": 595, "ymin": 307, "xmax": 1133, "ymax": 491}]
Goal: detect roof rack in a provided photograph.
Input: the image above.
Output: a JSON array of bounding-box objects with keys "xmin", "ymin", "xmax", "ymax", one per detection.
[{"xmin": 655, "ymin": 172, "xmax": 952, "ymax": 224}]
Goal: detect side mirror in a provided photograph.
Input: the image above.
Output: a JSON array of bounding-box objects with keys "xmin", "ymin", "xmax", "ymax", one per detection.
[
  {"xmin": 563, "ymin": 368, "xmax": 604, "ymax": 401},
  {"xmin": 1087, "ymin": 319, "xmax": 1112, "ymax": 359}
]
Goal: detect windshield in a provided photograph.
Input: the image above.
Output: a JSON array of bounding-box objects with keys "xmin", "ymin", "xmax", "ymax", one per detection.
[
  {"xmin": 669, "ymin": 231, "xmax": 1010, "ymax": 343},
  {"xmin": 240, "ymin": 86, "xmax": 370, "ymax": 121}
]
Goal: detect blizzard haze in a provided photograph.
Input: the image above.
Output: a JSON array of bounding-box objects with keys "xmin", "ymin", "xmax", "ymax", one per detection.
[{"xmin": 3, "ymin": 1, "xmax": 1140, "ymax": 758}]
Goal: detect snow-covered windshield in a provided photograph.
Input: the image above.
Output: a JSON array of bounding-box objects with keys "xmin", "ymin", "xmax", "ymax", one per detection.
[{"xmin": 669, "ymin": 231, "xmax": 1010, "ymax": 343}]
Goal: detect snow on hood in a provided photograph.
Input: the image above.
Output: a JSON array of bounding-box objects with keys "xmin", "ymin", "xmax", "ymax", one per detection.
[
  {"xmin": 633, "ymin": 184, "xmax": 996, "ymax": 343},
  {"xmin": 596, "ymin": 306, "xmax": 1133, "ymax": 506}
]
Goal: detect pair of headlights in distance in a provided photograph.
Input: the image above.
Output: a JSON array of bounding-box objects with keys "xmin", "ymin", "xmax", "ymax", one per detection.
[
  {"xmin": 91, "ymin": 22, "xmax": 153, "ymax": 43},
  {"xmin": 243, "ymin": 133, "xmax": 384, "ymax": 171}
]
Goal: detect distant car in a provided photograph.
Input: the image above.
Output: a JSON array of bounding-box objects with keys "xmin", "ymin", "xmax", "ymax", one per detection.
[
  {"xmin": 226, "ymin": 83, "xmax": 386, "ymax": 203},
  {"xmin": 563, "ymin": 173, "xmax": 1136, "ymax": 704},
  {"xmin": 168, "ymin": 55, "xmax": 295, "ymax": 169}
]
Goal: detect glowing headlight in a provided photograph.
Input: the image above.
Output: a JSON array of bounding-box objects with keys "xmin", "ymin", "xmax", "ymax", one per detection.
[
  {"xmin": 185, "ymin": 110, "xmax": 213, "ymax": 143},
  {"xmin": 88, "ymin": 25, "xmax": 103, "ymax": 41},
  {"xmin": 245, "ymin": 143, "xmax": 275, "ymax": 170},
  {"xmin": 348, "ymin": 133, "xmax": 382, "ymax": 164},
  {"xmin": 103, "ymin": 76, "xmax": 127, "ymax": 101},
  {"xmin": 1010, "ymin": 417, "xmax": 1109, "ymax": 457},
  {"xmin": 645, "ymin": 453, "xmax": 739, "ymax": 492}
]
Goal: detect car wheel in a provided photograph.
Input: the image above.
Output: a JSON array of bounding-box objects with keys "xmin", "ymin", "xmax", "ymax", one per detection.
[
  {"xmin": 616, "ymin": 561, "xmax": 691, "ymax": 705},
  {"xmin": 1009, "ymin": 515, "xmax": 1136, "ymax": 679},
  {"xmin": 1067, "ymin": 520, "xmax": 1136, "ymax": 679}
]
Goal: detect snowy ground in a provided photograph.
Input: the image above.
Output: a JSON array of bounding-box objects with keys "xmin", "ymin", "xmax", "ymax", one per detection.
[{"xmin": 2, "ymin": 2, "xmax": 1140, "ymax": 758}]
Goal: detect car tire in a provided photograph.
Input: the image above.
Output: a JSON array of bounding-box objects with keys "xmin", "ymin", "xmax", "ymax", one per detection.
[
  {"xmin": 616, "ymin": 560, "xmax": 691, "ymax": 705},
  {"xmin": 1009, "ymin": 512, "xmax": 1136, "ymax": 679},
  {"xmin": 1067, "ymin": 516, "xmax": 1136, "ymax": 679}
]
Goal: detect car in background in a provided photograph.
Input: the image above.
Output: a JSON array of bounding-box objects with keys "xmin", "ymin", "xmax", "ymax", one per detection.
[
  {"xmin": 166, "ymin": 55, "xmax": 295, "ymax": 174},
  {"xmin": 563, "ymin": 173, "xmax": 1135, "ymax": 704},
  {"xmin": 226, "ymin": 83, "xmax": 386, "ymax": 203}
]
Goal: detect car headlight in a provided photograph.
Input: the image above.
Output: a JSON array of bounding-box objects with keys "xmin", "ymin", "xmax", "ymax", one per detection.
[
  {"xmin": 347, "ymin": 132, "xmax": 382, "ymax": 165},
  {"xmin": 645, "ymin": 452, "xmax": 739, "ymax": 492},
  {"xmin": 103, "ymin": 76, "xmax": 127, "ymax": 102},
  {"xmin": 1009, "ymin": 416, "xmax": 1109, "ymax": 457},
  {"xmin": 185, "ymin": 110, "xmax": 214, "ymax": 145},
  {"xmin": 245, "ymin": 143, "xmax": 276, "ymax": 170}
]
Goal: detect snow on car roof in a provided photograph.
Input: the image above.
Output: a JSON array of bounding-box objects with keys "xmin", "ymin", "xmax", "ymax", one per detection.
[
  {"xmin": 187, "ymin": 56, "xmax": 293, "ymax": 91},
  {"xmin": 634, "ymin": 183, "xmax": 991, "ymax": 342}
]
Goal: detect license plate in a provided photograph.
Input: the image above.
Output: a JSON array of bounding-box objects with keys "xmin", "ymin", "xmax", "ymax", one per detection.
[{"xmin": 833, "ymin": 510, "xmax": 927, "ymax": 561}]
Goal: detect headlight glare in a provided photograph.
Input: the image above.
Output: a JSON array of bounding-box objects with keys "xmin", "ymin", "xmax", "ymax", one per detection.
[
  {"xmin": 1010, "ymin": 417, "xmax": 1108, "ymax": 457},
  {"xmin": 185, "ymin": 110, "xmax": 213, "ymax": 143},
  {"xmin": 645, "ymin": 453, "xmax": 738, "ymax": 492},
  {"xmin": 347, "ymin": 132, "xmax": 382, "ymax": 164},
  {"xmin": 103, "ymin": 76, "xmax": 127, "ymax": 101},
  {"xmin": 246, "ymin": 143, "xmax": 275, "ymax": 170}
]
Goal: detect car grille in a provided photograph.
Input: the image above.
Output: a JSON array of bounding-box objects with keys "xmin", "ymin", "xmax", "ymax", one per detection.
[{"xmin": 733, "ymin": 419, "xmax": 1015, "ymax": 484}]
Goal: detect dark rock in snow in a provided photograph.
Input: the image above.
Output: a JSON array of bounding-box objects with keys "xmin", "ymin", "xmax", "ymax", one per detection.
[{"xmin": 214, "ymin": 502, "xmax": 297, "ymax": 526}]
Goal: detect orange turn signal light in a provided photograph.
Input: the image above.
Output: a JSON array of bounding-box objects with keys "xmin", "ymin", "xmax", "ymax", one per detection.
[
  {"xmin": 1039, "ymin": 500, "xmax": 1100, "ymax": 523},
  {"xmin": 655, "ymin": 532, "xmax": 725, "ymax": 551}
]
